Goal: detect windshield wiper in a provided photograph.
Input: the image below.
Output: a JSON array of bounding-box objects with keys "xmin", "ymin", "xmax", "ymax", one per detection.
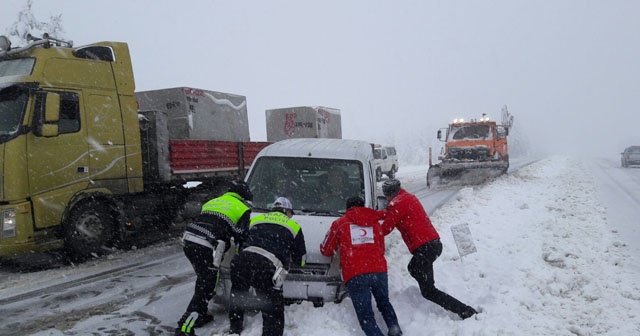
[
  {"xmin": 298, "ymin": 208, "xmax": 343, "ymax": 216},
  {"xmin": 250, "ymin": 206, "xmax": 272, "ymax": 212}
]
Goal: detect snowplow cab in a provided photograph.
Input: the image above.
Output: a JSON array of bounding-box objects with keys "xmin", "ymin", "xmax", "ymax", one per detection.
[{"xmin": 427, "ymin": 107, "xmax": 513, "ymax": 188}]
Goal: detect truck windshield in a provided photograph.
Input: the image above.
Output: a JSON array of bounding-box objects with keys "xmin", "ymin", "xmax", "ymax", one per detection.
[
  {"xmin": 0, "ymin": 85, "xmax": 28, "ymax": 141},
  {"xmin": 247, "ymin": 157, "xmax": 364, "ymax": 215},
  {"xmin": 450, "ymin": 125, "xmax": 492, "ymax": 140},
  {"xmin": 0, "ymin": 58, "xmax": 36, "ymax": 77}
]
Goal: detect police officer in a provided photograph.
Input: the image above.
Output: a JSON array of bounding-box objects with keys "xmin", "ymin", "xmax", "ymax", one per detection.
[
  {"xmin": 228, "ymin": 197, "xmax": 306, "ymax": 336},
  {"xmin": 175, "ymin": 180, "xmax": 253, "ymax": 336}
]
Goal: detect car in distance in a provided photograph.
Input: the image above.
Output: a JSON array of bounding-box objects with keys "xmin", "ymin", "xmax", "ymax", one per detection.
[{"xmin": 621, "ymin": 146, "xmax": 640, "ymax": 167}]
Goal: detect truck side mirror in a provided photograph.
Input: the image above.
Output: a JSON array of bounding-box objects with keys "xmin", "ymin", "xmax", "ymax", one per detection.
[
  {"xmin": 437, "ymin": 130, "xmax": 442, "ymax": 139},
  {"xmin": 40, "ymin": 92, "xmax": 60, "ymax": 137},
  {"xmin": 44, "ymin": 93, "xmax": 60, "ymax": 122}
]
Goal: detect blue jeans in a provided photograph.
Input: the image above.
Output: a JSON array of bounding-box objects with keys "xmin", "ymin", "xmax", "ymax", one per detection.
[{"xmin": 345, "ymin": 273, "xmax": 402, "ymax": 336}]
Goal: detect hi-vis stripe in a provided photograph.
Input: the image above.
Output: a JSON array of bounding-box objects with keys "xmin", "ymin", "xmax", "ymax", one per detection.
[
  {"xmin": 201, "ymin": 211, "xmax": 245, "ymax": 235},
  {"xmin": 181, "ymin": 312, "xmax": 199, "ymax": 333},
  {"xmin": 250, "ymin": 213, "xmax": 301, "ymax": 237}
]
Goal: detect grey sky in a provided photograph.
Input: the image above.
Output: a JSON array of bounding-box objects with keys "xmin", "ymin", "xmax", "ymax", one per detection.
[{"xmin": 2, "ymin": 0, "xmax": 639, "ymax": 161}]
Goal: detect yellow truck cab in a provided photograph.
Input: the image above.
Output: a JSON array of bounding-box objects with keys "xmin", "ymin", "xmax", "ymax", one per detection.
[
  {"xmin": 0, "ymin": 35, "xmax": 142, "ymax": 258},
  {"xmin": 0, "ymin": 35, "xmax": 267, "ymax": 260}
]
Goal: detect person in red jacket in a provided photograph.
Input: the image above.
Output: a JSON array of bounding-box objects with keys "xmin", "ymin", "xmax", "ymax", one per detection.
[
  {"xmin": 320, "ymin": 196, "xmax": 402, "ymax": 336},
  {"xmin": 381, "ymin": 179, "xmax": 477, "ymax": 320}
]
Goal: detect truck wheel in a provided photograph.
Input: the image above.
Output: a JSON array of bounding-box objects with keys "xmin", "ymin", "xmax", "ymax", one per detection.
[{"xmin": 63, "ymin": 200, "xmax": 115, "ymax": 260}]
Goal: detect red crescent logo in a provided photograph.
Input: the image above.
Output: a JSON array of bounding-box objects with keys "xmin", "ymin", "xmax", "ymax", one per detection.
[{"xmin": 360, "ymin": 229, "xmax": 367, "ymax": 236}]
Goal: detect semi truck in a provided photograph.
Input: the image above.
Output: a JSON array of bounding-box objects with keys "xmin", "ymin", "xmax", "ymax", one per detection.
[
  {"xmin": 265, "ymin": 106, "xmax": 342, "ymax": 142},
  {"xmin": 0, "ymin": 34, "xmax": 270, "ymax": 260}
]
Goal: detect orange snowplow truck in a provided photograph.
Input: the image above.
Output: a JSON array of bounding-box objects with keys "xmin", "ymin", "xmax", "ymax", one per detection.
[{"xmin": 427, "ymin": 106, "xmax": 514, "ymax": 188}]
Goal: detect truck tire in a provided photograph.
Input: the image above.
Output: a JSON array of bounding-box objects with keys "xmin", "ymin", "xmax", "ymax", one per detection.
[{"xmin": 63, "ymin": 200, "xmax": 115, "ymax": 260}]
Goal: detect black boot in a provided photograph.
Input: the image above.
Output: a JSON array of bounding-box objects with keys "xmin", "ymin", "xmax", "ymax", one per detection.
[
  {"xmin": 458, "ymin": 306, "xmax": 477, "ymax": 320},
  {"xmin": 176, "ymin": 311, "xmax": 211, "ymax": 335},
  {"xmin": 174, "ymin": 327, "xmax": 195, "ymax": 336},
  {"xmin": 193, "ymin": 313, "xmax": 213, "ymax": 327}
]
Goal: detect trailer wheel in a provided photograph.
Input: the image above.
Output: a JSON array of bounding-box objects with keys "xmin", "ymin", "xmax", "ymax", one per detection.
[{"xmin": 63, "ymin": 200, "xmax": 115, "ymax": 260}]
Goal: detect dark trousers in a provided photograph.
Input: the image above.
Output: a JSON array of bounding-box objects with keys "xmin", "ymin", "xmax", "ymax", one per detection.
[
  {"xmin": 228, "ymin": 252, "xmax": 284, "ymax": 336},
  {"xmin": 409, "ymin": 239, "xmax": 470, "ymax": 314},
  {"xmin": 345, "ymin": 272, "xmax": 402, "ymax": 336},
  {"xmin": 178, "ymin": 241, "xmax": 217, "ymax": 326}
]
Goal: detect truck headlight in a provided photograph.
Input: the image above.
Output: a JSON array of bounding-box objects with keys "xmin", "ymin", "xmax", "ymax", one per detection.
[{"xmin": 2, "ymin": 209, "xmax": 16, "ymax": 238}]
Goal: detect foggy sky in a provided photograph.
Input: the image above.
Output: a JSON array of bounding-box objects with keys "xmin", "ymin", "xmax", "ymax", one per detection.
[{"xmin": 2, "ymin": 0, "xmax": 639, "ymax": 161}]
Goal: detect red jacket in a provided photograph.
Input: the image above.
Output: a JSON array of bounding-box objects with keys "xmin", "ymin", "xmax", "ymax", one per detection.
[
  {"xmin": 381, "ymin": 189, "xmax": 439, "ymax": 253},
  {"xmin": 320, "ymin": 207, "xmax": 387, "ymax": 284}
]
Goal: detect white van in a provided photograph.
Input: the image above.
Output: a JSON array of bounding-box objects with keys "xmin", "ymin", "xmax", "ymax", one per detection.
[
  {"xmin": 372, "ymin": 145, "xmax": 399, "ymax": 181},
  {"xmin": 216, "ymin": 138, "xmax": 387, "ymax": 307}
]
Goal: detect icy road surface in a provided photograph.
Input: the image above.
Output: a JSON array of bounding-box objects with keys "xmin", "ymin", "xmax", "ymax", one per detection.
[{"xmin": 1, "ymin": 156, "xmax": 639, "ymax": 336}]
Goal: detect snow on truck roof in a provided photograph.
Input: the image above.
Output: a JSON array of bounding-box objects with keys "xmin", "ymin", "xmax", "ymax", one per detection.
[{"xmin": 257, "ymin": 138, "xmax": 373, "ymax": 161}]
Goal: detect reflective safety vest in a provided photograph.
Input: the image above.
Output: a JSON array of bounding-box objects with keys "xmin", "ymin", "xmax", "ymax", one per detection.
[
  {"xmin": 249, "ymin": 212, "xmax": 302, "ymax": 238},
  {"xmin": 201, "ymin": 192, "xmax": 250, "ymax": 226}
]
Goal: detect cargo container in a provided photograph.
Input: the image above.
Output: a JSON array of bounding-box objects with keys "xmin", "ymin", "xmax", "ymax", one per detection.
[
  {"xmin": 136, "ymin": 87, "xmax": 251, "ymax": 142},
  {"xmin": 265, "ymin": 106, "xmax": 342, "ymax": 141}
]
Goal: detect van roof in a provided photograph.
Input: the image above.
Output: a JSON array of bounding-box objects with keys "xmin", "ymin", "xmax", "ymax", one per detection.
[{"xmin": 258, "ymin": 138, "xmax": 374, "ymax": 161}]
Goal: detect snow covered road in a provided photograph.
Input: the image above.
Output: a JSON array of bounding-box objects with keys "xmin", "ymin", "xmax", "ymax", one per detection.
[{"xmin": 1, "ymin": 156, "xmax": 639, "ymax": 336}]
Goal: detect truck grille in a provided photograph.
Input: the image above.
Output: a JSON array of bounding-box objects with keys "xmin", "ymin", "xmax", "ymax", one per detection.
[{"xmin": 448, "ymin": 146, "xmax": 491, "ymax": 161}]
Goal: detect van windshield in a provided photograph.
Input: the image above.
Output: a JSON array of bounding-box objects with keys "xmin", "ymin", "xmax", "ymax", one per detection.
[{"xmin": 247, "ymin": 157, "xmax": 364, "ymax": 215}]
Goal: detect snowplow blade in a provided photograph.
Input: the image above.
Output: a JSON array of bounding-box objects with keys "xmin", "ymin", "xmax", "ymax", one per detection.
[{"xmin": 427, "ymin": 161, "xmax": 508, "ymax": 188}]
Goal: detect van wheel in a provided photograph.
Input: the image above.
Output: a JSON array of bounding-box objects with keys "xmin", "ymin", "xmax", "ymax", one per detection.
[
  {"xmin": 63, "ymin": 200, "xmax": 115, "ymax": 261},
  {"xmin": 387, "ymin": 168, "xmax": 395, "ymax": 179}
]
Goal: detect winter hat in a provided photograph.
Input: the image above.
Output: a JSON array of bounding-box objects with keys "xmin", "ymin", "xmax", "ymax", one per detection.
[
  {"xmin": 271, "ymin": 197, "xmax": 293, "ymax": 211},
  {"xmin": 382, "ymin": 179, "xmax": 401, "ymax": 198},
  {"xmin": 229, "ymin": 180, "xmax": 253, "ymax": 201},
  {"xmin": 346, "ymin": 196, "xmax": 365, "ymax": 209}
]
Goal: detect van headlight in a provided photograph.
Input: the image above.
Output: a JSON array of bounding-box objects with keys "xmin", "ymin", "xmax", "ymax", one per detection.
[{"xmin": 2, "ymin": 209, "xmax": 16, "ymax": 238}]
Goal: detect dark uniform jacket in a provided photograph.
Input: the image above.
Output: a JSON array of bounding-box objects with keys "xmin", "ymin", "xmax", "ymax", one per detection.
[
  {"xmin": 243, "ymin": 212, "xmax": 307, "ymax": 268},
  {"xmin": 185, "ymin": 192, "xmax": 251, "ymax": 249}
]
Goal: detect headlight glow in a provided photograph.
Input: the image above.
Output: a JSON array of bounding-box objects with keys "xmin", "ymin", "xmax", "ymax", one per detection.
[{"xmin": 2, "ymin": 209, "xmax": 16, "ymax": 238}]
